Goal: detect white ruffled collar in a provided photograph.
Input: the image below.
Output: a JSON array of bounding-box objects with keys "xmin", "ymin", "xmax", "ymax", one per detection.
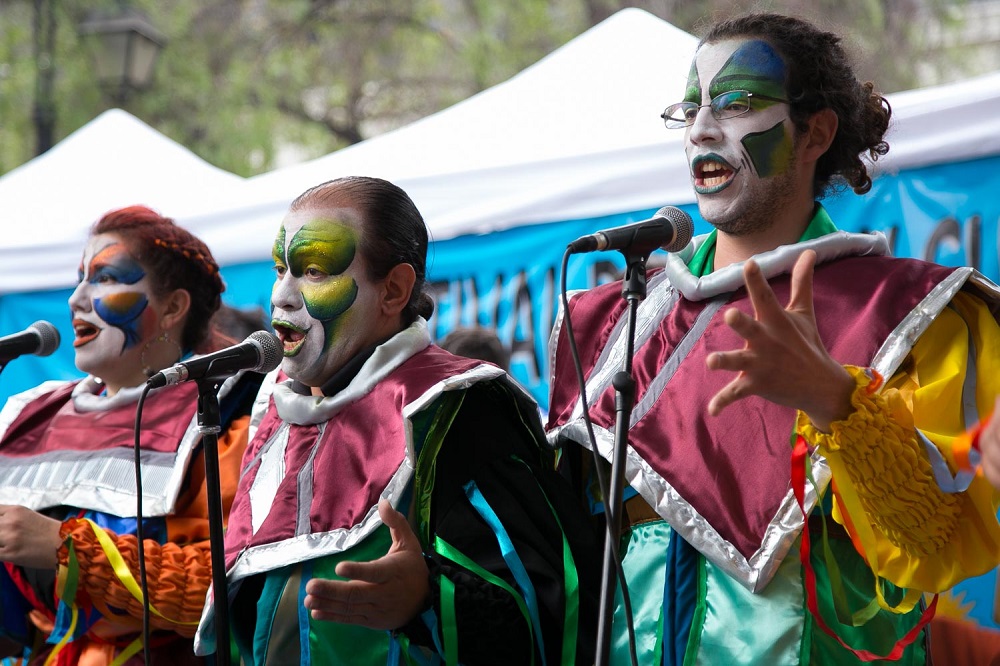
[
  {"xmin": 662, "ymin": 230, "xmax": 890, "ymax": 302},
  {"xmin": 272, "ymin": 318, "xmax": 432, "ymax": 426},
  {"xmin": 70, "ymin": 376, "xmax": 148, "ymax": 413}
]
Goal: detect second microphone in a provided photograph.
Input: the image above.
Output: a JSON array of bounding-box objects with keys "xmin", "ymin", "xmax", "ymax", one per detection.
[{"xmin": 147, "ymin": 330, "xmax": 283, "ymax": 388}]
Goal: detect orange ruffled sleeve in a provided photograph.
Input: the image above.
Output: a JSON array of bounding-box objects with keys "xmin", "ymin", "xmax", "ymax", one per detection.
[
  {"xmin": 53, "ymin": 414, "xmax": 251, "ymax": 637},
  {"xmin": 57, "ymin": 518, "xmax": 209, "ymax": 637}
]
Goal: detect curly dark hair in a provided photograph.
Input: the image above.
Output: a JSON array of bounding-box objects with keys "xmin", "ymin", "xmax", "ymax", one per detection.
[
  {"xmin": 702, "ymin": 14, "xmax": 891, "ymax": 197},
  {"xmin": 289, "ymin": 176, "xmax": 435, "ymax": 326},
  {"xmin": 93, "ymin": 206, "xmax": 228, "ymax": 353}
]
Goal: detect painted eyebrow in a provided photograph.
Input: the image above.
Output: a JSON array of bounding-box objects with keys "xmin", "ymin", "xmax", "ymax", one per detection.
[
  {"xmin": 709, "ymin": 73, "xmax": 781, "ymax": 93},
  {"xmin": 86, "ymin": 250, "xmax": 145, "ymax": 284},
  {"xmin": 287, "ymin": 237, "xmax": 345, "ymax": 257}
]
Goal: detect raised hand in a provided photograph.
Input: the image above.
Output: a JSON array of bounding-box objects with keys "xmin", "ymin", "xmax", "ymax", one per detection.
[
  {"xmin": 0, "ymin": 505, "xmax": 62, "ymax": 569},
  {"xmin": 705, "ymin": 250, "xmax": 854, "ymax": 432},
  {"xmin": 303, "ymin": 499, "xmax": 430, "ymax": 630}
]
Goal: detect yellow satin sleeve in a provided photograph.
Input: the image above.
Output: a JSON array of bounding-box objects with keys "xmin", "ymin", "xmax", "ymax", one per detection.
[{"xmin": 799, "ymin": 290, "xmax": 1000, "ymax": 593}]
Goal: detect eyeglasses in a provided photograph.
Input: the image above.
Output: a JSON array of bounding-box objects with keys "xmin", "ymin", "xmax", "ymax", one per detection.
[{"xmin": 660, "ymin": 90, "xmax": 789, "ymax": 129}]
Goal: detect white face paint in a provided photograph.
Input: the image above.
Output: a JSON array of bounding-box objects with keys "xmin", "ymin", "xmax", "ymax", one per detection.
[
  {"xmin": 67, "ymin": 233, "xmax": 158, "ymax": 383},
  {"xmin": 270, "ymin": 208, "xmax": 384, "ymax": 388},
  {"xmin": 684, "ymin": 38, "xmax": 800, "ymax": 235}
]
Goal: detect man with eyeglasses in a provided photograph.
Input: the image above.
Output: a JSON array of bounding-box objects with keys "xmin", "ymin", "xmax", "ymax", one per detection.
[{"xmin": 546, "ymin": 13, "xmax": 1000, "ymax": 666}]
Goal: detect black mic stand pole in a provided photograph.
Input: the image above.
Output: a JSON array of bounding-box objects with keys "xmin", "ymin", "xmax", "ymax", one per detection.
[
  {"xmin": 195, "ymin": 376, "xmax": 232, "ymax": 666},
  {"xmin": 595, "ymin": 249, "xmax": 649, "ymax": 666}
]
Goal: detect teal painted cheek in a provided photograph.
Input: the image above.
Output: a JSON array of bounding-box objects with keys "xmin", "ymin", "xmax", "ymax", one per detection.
[
  {"xmin": 741, "ymin": 121, "xmax": 794, "ymax": 177},
  {"xmin": 301, "ymin": 277, "xmax": 359, "ymax": 351}
]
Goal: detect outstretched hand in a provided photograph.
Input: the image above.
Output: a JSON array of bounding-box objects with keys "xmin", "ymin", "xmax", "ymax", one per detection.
[
  {"xmin": 303, "ymin": 499, "xmax": 430, "ymax": 630},
  {"xmin": 0, "ymin": 505, "xmax": 62, "ymax": 569},
  {"xmin": 706, "ymin": 250, "xmax": 854, "ymax": 432}
]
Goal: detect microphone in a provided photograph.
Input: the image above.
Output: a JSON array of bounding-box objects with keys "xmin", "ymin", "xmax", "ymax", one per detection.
[
  {"xmin": 0, "ymin": 321, "xmax": 61, "ymax": 363},
  {"xmin": 567, "ymin": 206, "xmax": 693, "ymax": 255},
  {"xmin": 147, "ymin": 330, "xmax": 283, "ymax": 389}
]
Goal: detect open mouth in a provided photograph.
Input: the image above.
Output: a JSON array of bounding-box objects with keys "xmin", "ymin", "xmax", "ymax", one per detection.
[
  {"xmin": 72, "ymin": 319, "xmax": 100, "ymax": 348},
  {"xmin": 693, "ymin": 157, "xmax": 737, "ymax": 194},
  {"xmin": 272, "ymin": 320, "xmax": 308, "ymax": 357}
]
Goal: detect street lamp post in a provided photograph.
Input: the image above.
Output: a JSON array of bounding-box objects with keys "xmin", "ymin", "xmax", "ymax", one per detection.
[
  {"xmin": 33, "ymin": 0, "xmax": 56, "ymax": 155},
  {"xmin": 78, "ymin": 8, "xmax": 166, "ymax": 107},
  {"xmin": 31, "ymin": 4, "xmax": 166, "ymax": 156}
]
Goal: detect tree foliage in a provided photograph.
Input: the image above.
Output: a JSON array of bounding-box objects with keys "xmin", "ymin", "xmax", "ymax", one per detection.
[{"xmin": 0, "ymin": 0, "xmax": 986, "ymax": 178}]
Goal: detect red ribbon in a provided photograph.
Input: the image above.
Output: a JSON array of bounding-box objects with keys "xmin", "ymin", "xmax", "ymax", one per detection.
[{"xmin": 792, "ymin": 434, "xmax": 937, "ymax": 662}]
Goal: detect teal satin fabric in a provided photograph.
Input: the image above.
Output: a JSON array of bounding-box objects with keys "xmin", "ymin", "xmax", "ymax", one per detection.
[
  {"xmin": 693, "ymin": 545, "xmax": 806, "ymax": 665},
  {"xmin": 607, "ymin": 518, "xmax": 926, "ymax": 665},
  {"xmin": 612, "ymin": 520, "xmax": 804, "ymax": 666},
  {"xmin": 237, "ymin": 526, "xmax": 398, "ymax": 665},
  {"xmin": 612, "ymin": 521, "xmax": 670, "ymax": 664}
]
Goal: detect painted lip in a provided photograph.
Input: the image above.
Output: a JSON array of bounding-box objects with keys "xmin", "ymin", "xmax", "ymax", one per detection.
[
  {"xmin": 71, "ymin": 317, "xmax": 101, "ymax": 348},
  {"xmin": 271, "ymin": 319, "xmax": 308, "ymax": 357},
  {"xmin": 691, "ymin": 153, "xmax": 739, "ymax": 195}
]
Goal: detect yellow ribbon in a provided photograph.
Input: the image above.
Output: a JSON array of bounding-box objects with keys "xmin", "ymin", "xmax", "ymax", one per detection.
[{"xmin": 82, "ymin": 518, "xmax": 199, "ymax": 626}]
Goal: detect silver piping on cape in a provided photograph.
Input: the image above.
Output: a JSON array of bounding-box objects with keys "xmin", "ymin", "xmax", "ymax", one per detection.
[
  {"xmin": 551, "ymin": 414, "xmax": 831, "ymax": 592},
  {"xmin": 631, "ymin": 294, "xmax": 728, "ymax": 424},
  {"xmin": 565, "ymin": 272, "xmax": 678, "ymax": 426},
  {"xmin": 296, "ymin": 422, "xmax": 325, "ymax": 537},
  {"xmin": 0, "ymin": 373, "xmax": 243, "ymax": 516},
  {"xmin": 248, "ymin": 423, "xmax": 289, "ymax": 535},
  {"xmin": 870, "ymin": 267, "xmax": 973, "ymax": 382}
]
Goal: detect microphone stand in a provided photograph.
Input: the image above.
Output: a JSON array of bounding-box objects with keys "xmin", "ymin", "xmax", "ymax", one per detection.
[
  {"xmin": 595, "ymin": 249, "xmax": 650, "ymax": 666},
  {"xmin": 195, "ymin": 376, "xmax": 232, "ymax": 666}
]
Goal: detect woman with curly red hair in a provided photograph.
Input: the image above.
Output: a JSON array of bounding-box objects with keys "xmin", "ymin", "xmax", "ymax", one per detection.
[{"xmin": 0, "ymin": 206, "xmax": 262, "ymax": 665}]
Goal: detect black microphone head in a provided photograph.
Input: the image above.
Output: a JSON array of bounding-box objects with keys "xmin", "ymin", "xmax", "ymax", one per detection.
[
  {"xmin": 248, "ymin": 330, "xmax": 283, "ymax": 373},
  {"xmin": 654, "ymin": 206, "xmax": 694, "ymax": 253},
  {"xmin": 28, "ymin": 321, "xmax": 60, "ymax": 357}
]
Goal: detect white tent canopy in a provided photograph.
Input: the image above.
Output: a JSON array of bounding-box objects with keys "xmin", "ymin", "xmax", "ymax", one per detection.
[
  {"xmin": 0, "ymin": 109, "xmax": 243, "ymax": 294},
  {"xmin": 177, "ymin": 8, "xmax": 700, "ymax": 264},
  {"xmin": 176, "ymin": 8, "xmax": 1000, "ymax": 270},
  {"xmin": 3, "ymin": 9, "xmax": 1000, "ymax": 293},
  {"xmin": 878, "ymin": 69, "xmax": 1000, "ymax": 169}
]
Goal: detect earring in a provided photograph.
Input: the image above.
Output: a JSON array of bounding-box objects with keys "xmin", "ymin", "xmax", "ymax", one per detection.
[{"xmin": 140, "ymin": 330, "xmax": 184, "ymax": 377}]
